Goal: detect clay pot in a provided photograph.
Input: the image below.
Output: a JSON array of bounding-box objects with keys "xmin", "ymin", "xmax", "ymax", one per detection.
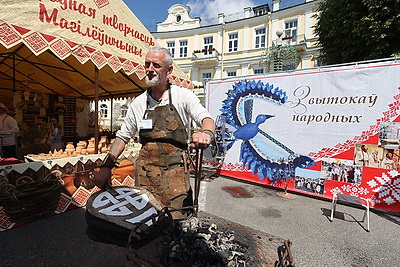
[
  {"xmin": 74, "ymin": 170, "xmax": 95, "ymax": 189},
  {"xmin": 87, "ymin": 139, "xmax": 96, "ymax": 154},
  {"xmin": 78, "ymin": 140, "xmax": 87, "ymax": 149},
  {"xmin": 62, "ymin": 174, "xmax": 77, "ymax": 196},
  {"xmin": 80, "ymin": 148, "xmax": 87, "ymax": 155},
  {"xmin": 100, "ymin": 145, "xmax": 108, "ymax": 154},
  {"xmin": 65, "ymin": 142, "xmax": 75, "ymax": 156}
]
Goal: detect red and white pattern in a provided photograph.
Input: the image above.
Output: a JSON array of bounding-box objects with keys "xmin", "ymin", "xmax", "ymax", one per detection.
[
  {"xmin": 0, "ymin": 21, "xmax": 190, "ymax": 88},
  {"xmin": 309, "ymin": 89, "xmax": 400, "ymax": 160},
  {"xmin": 367, "ymin": 170, "xmax": 400, "ymax": 205},
  {"xmin": 329, "ymin": 184, "xmax": 370, "ymax": 198},
  {"xmin": 0, "ymin": 207, "xmax": 14, "ymax": 231},
  {"xmin": 50, "ymin": 39, "xmax": 71, "ymax": 60},
  {"xmin": 72, "ymin": 187, "xmax": 91, "ymax": 207},
  {"xmin": 121, "ymin": 175, "xmax": 135, "ymax": 187},
  {"xmin": 0, "ymin": 22, "xmax": 22, "ymax": 47},
  {"xmin": 55, "ymin": 194, "xmax": 72, "ymax": 213},
  {"xmin": 93, "ymin": 0, "xmax": 110, "ymax": 9}
]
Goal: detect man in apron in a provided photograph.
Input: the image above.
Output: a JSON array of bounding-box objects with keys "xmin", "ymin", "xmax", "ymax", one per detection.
[{"xmin": 94, "ymin": 47, "xmax": 215, "ymax": 219}]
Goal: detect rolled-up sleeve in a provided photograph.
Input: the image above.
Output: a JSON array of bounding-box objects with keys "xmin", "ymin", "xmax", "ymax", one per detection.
[{"xmin": 115, "ymin": 95, "xmax": 146, "ymax": 143}]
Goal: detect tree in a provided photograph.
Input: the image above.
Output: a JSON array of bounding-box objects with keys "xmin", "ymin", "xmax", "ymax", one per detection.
[{"xmin": 314, "ymin": 0, "xmax": 400, "ymax": 65}]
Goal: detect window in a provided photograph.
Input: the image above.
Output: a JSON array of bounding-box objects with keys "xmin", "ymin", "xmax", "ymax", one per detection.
[
  {"xmin": 283, "ymin": 65, "xmax": 296, "ymax": 71},
  {"xmin": 179, "ymin": 40, "xmax": 188, "ymax": 58},
  {"xmin": 228, "ymin": 33, "xmax": 238, "ymax": 52},
  {"xmin": 167, "ymin": 41, "xmax": 175, "ymax": 58},
  {"xmin": 120, "ymin": 104, "xmax": 128, "ymax": 118},
  {"xmin": 100, "ymin": 104, "xmax": 108, "ymax": 118},
  {"xmin": 285, "ymin": 20, "xmax": 298, "ymax": 42},
  {"xmin": 254, "ymin": 68, "xmax": 264, "ymax": 75},
  {"xmin": 203, "ymin": 37, "xmax": 213, "ymax": 55},
  {"xmin": 227, "ymin": 71, "xmax": 236, "ymax": 77},
  {"xmin": 255, "ymin": 28, "xmax": 266, "ymax": 48},
  {"xmin": 316, "ymin": 56, "xmax": 325, "ymax": 67},
  {"xmin": 202, "ymin": 72, "xmax": 212, "ymax": 85}
]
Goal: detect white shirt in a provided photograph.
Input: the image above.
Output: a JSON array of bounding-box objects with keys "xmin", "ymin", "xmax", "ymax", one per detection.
[
  {"xmin": 116, "ymin": 85, "xmax": 212, "ymax": 144},
  {"xmin": 0, "ymin": 113, "xmax": 19, "ymax": 146}
]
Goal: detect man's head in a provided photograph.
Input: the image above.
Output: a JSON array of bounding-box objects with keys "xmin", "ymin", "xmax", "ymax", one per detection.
[
  {"xmin": 361, "ymin": 145, "xmax": 367, "ymax": 152},
  {"xmin": 145, "ymin": 47, "xmax": 173, "ymax": 87},
  {"xmin": 0, "ymin": 103, "xmax": 7, "ymax": 114}
]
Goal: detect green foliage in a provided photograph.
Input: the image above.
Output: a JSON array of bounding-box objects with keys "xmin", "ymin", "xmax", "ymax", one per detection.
[
  {"xmin": 314, "ymin": 0, "xmax": 400, "ymax": 65},
  {"xmin": 261, "ymin": 45, "xmax": 299, "ymax": 71}
]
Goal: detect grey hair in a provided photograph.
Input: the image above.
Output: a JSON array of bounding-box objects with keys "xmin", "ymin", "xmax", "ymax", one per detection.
[{"xmin": 148, "ymin": 46, "xmax": 173, "ymax": 66}]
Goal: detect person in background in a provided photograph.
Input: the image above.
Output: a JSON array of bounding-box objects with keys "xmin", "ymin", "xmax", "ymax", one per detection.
[
  {"xmin": 0, "ymin": 103, "xmax": 19, "ymax": 158},
  {"xmin": 382, "ymin": 151, "xmax": 395, "ymax": 170},
  {"xmin": 94, "ymin": 46, "xmax": 215, "ymax": 219},
  {"xmin": 354, "ymin": 144, "xmax": 371, "ymax": 167},
  {"xmin": 48, "ymin": 118, "xmax": 62, "ymax": 152}
]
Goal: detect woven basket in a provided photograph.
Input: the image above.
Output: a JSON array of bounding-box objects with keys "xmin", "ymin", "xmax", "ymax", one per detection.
[{"xmin": 0, "ymin": 169, "xmax": 64, "ymax": 224}]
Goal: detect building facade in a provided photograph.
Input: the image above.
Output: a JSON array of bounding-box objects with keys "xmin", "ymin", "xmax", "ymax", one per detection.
[{"xmin": 152, "ymin": 0, "xmax": 321, "ymax": 102}]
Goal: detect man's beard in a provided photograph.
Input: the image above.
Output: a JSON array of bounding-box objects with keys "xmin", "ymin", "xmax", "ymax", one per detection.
[{"xmin": 145, "ymin": 74, "xmax": 160, "ymax": 86}]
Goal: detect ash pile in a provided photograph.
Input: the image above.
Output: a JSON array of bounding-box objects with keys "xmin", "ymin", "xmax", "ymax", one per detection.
[{"xmin": 159, "ymin": 216, "xmax": 260, "ymax": 266}]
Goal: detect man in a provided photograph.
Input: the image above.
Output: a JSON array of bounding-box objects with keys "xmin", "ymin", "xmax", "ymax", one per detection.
[
  {"xmin": 354, "ymin": 144, "xmax": 371, "ymax": 167},
  {"xmin": 0, "ymin": 103, "xmax": 19, "ymax": 158},
  {"xmin": 94, "ymin": 47, "xmax": 215, "ymax": 219}
]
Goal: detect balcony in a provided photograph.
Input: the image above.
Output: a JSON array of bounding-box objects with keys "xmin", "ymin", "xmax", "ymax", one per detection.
[
  {"xmin": 192, "ymin": 48, "xmax": 220, "ymax": 64},
  {"xmin": 280, "ymin": 34, "xmax": 306, "ymax": 51}
]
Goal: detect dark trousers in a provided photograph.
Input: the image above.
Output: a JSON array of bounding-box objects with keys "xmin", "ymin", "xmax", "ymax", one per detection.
[{"xmin": 1, "ymin": 145, "xmax": 17, "ymax": 158}]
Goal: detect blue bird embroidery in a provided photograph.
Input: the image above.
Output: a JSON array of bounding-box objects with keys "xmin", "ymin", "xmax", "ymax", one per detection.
[{"xmin": 233, "ymin": 114, "xmax": 274, "ymax": 140}]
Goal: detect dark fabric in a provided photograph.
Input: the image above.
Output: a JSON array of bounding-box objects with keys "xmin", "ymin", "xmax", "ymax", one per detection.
[
  {"xmin": 85, "ymin": 211, "xmax": 131, "ymax": 247},
  {"xmin": 2, "ymin": 144, "xmax": 17, "ymax": 158}
]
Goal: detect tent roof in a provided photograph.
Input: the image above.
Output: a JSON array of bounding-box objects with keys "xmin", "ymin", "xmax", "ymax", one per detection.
[{"xmin": 0, "ymin": 0, "xmax": 193, "ymax": 100}]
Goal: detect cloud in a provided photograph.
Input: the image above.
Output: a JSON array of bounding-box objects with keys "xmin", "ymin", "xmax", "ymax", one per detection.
[{"xmin": 186, "ymin": 0, "xmax": 257, "ymax": 21}]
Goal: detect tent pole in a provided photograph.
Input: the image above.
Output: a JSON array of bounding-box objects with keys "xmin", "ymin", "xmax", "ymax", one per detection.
[
  {"xmin": 94, "ymin": 66, "xmax": 99, "ymax": 154},
  {"xmin": 110, "ymin": 98, "xmax": 114, "ymax": 133},
  {"xmin": 13, "ymin": 53, "xmax": 15, "ymax": 91}
]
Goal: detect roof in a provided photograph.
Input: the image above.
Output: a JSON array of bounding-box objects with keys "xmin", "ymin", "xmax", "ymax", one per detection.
[{"xmin": 0, "ymin": 0, "xmax": 192, "ymax": 100}]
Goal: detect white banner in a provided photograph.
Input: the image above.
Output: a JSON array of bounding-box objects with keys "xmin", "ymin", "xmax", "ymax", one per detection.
[{"xmin": 207, "ymin": 60, "xmax": 400, "ymax": 178}]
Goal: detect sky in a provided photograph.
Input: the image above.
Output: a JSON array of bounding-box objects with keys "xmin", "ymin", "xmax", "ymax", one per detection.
[{"xmin": 123, "ymin": 0, "xmax": 272, "ymax": 32}]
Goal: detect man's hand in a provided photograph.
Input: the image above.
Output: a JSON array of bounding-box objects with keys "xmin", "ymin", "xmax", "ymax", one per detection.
[
  {"xmin": 94, "ymin": 167, "xmax": 112, "ymax": 189},
  {"xmin": 190, "ymin": 131, "xmax": 213, "ymax": 150}
]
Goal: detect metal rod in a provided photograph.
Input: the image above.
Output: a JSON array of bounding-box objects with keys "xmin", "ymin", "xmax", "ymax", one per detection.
[
  {"xmin": 94, "ymin": 66, "xmax": 99, "ymax": 154},
  {"xmin": 193, "ymin": 148, "xmax": 203, "ymax": 217}
]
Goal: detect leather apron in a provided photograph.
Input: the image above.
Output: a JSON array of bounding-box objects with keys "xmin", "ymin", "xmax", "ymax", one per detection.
[{"xmin": 135, "ymin": 88, "xmax": 192, "ymax": 219}]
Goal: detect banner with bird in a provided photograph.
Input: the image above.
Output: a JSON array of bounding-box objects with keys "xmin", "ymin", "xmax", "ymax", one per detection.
[{"xmin": 206, "ymin": 60, "xmax": 400, "ymax": 215}]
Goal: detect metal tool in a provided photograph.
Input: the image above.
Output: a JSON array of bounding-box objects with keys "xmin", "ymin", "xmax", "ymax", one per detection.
[{"xmin": 193, "ymin": 148, "xmax": 203, "ymax": 217}]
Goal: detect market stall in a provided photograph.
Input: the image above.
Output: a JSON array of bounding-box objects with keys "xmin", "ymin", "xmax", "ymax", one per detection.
[
  {"xmin": 0, "ymin": 0, "xmax": 192, "ymax": 99},
  {"xmin": 0, "ymin": 0, "xmax": 193, "ymax": 230},
  {"xmin": 0, "ymin": 0, "xmax": 193, "ymax": 153}
]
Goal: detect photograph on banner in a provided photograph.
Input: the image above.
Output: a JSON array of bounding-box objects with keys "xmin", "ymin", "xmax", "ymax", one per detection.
[
  {"xmin": 379, "ymin": 122, "xmax": 400, "ymax": 149},
  {"xmin": 294, "ymin": 168, "xmax": 324, "ymax": 195},
  {"xmin": 354, "ymin": 144, "xmax": 399, "ymax": 170},
  {"xmin": 321, "ymin": 158, "xmax": 362, "ymax": 184}
]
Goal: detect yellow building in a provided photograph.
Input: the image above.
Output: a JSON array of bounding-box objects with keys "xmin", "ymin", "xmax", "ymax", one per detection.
[{"xmin": 152, "ymin": 0, "xmax": 321, "ymax": 102}]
